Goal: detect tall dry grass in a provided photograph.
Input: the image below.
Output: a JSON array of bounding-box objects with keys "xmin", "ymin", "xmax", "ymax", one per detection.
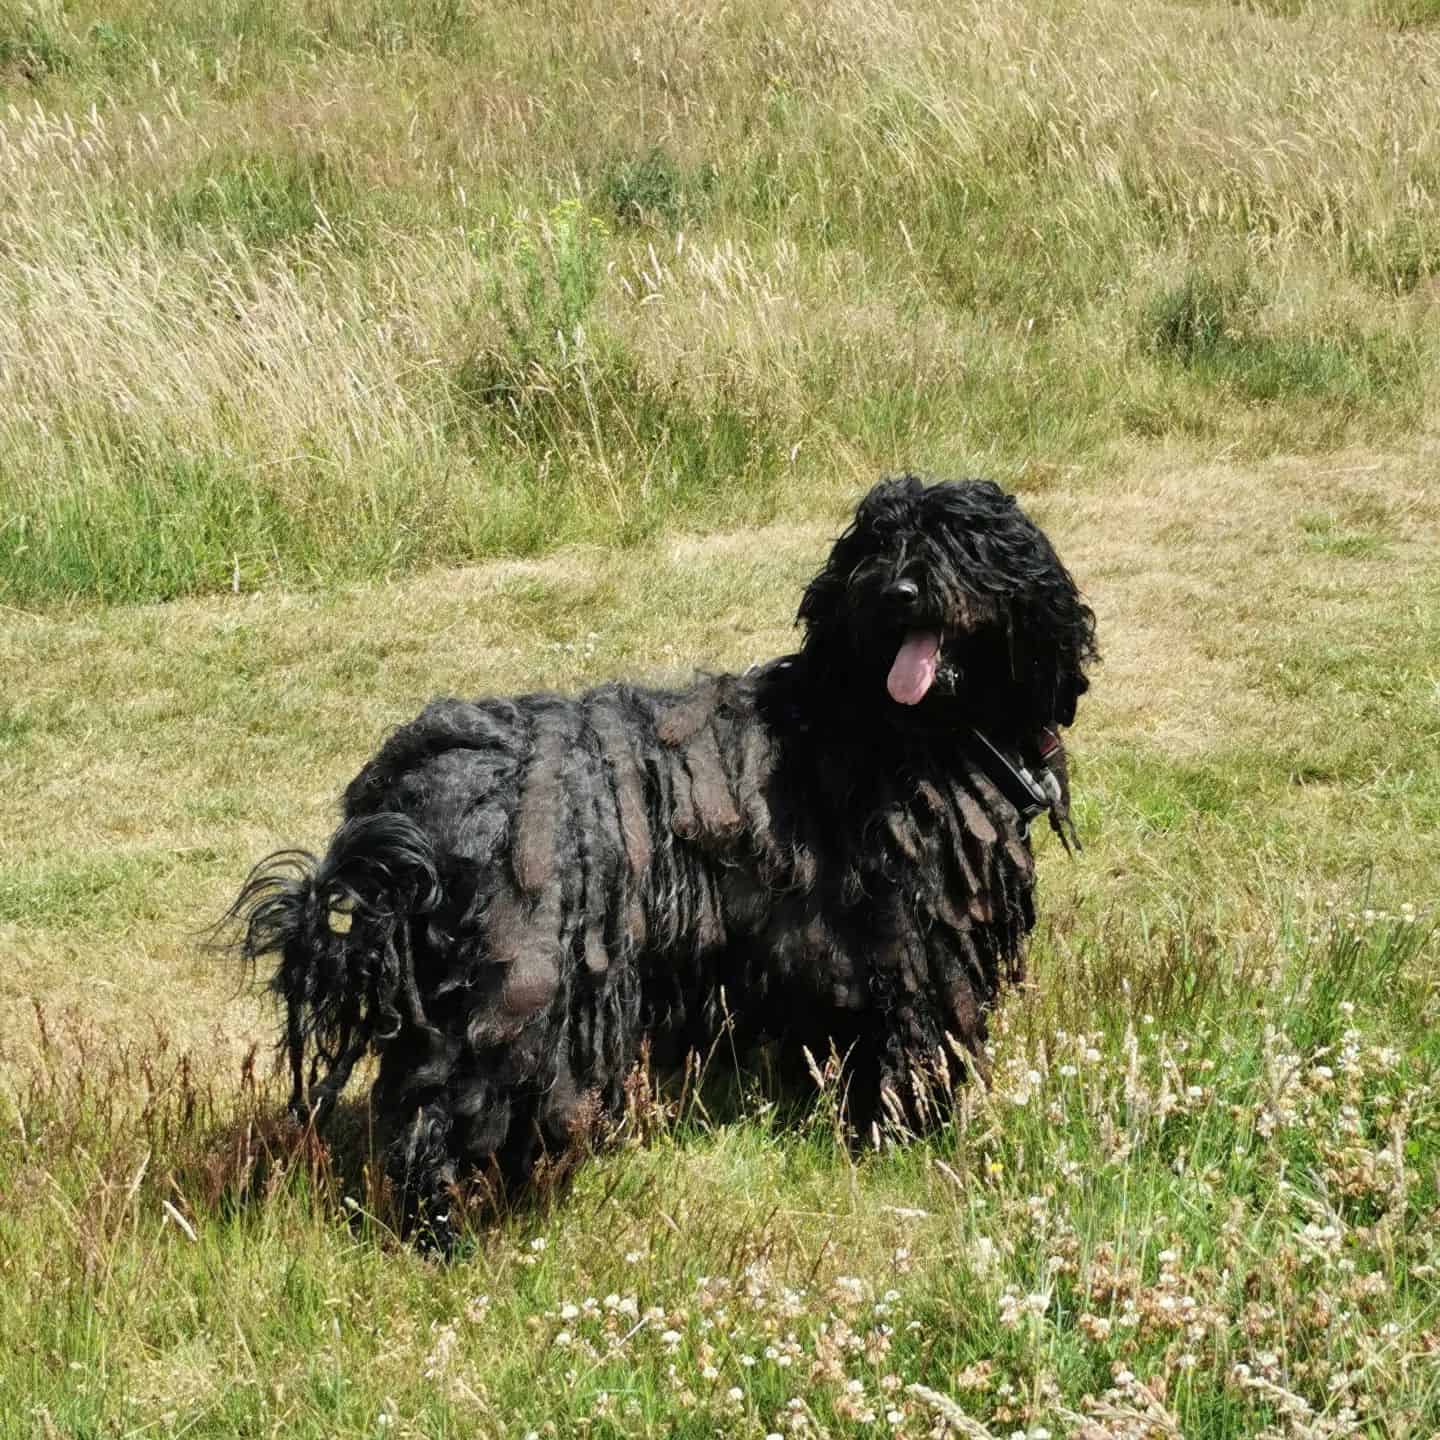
[{"xmin": 1, "ymin": 0, "xmax": 1435, "ymax": 604}]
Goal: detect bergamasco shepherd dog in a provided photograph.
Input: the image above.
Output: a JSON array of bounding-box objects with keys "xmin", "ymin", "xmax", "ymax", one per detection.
[{"xmin": 228, "ymin": 474, "xmax": 1097, "ymax": 1246}]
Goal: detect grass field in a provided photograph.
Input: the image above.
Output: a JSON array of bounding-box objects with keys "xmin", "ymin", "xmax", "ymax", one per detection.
[{"xmin": 3, "ymin": 0, "xmax": 1440, "ymax": 1435}]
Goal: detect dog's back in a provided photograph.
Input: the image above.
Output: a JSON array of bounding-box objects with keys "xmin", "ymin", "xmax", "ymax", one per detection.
[{"xmin": 303, "ymin": 679, "xmax": 781, "ymax": 1202}]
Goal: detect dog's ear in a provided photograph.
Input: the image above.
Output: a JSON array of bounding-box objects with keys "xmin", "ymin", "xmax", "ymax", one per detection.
[
  {"xmin": 1028, "ymin": 586, "xmax": 1097, "ymax": 730},
  {"xmin": 795, "ymin": 525, "xmax": 849, "ymax": 632},
  {"xmin": 1050, "ymin": 665, "xmax": 1088, "ymax": 728}
]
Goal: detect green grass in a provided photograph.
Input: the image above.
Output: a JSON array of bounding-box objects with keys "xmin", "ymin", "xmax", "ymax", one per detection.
[
  {"xmin": 1141, "ymin": 269, "xmax": 1421, "ymax": 407},
  {"xmin": 4, "ymin": 913, "xmax": 1437, "ymax": 1438},
  {"xmin": 0, "ymin": 851, "xmax": 184, "ymax": 930},
  {"xmin": 154, "ymin": 148, "xmax": 370, "ymax": 252},
  {"xmin": 2, "ymin": 0, "xmax": 1439, "ymax": 1433}
]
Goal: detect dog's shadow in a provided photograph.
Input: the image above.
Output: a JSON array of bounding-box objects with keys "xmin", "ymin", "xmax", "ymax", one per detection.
[
  {"xmin": 175, "ymin": 1091, "xmax": 400, "ymax": 1238},
  {"xmin": 183, "ymin": 1048, "xmax": 851, "ymax": 1249}
]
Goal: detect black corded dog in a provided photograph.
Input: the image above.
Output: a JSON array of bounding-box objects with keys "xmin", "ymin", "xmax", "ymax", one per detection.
[{"xmin": 229, "ymin": 476, "xmax": 1097, "ymax": 1244}]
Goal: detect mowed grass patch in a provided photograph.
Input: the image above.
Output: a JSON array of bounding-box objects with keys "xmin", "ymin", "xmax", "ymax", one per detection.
[
  {"xmin": 2, "ymin": 0, "xmax": 1438, "ymax": 603},
  {"xmin": 3, "ymin": 452, "xmax": 1436, "ymax": 1034}
]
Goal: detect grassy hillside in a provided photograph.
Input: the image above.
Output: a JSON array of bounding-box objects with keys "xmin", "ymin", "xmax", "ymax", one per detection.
[{"xmin": 2, "ymin": 1, "xmax": 1440, "ymax": 1437}]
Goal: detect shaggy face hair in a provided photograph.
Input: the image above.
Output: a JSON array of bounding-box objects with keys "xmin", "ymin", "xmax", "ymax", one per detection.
[{"xmin": 231, "ymin": 475, "xmax": 1097, "ymax": 1245}]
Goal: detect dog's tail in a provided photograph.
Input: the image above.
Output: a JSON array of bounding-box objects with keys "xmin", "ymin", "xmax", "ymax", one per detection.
[{"xmin": 224, "ymin": 814, "xmax": 443, "ymax": 1124}]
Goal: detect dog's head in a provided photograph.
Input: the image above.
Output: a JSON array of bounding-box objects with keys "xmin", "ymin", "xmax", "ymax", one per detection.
[{"xmin": 797, "ymin": 475, "xmax": 1097, "ymax": 738}]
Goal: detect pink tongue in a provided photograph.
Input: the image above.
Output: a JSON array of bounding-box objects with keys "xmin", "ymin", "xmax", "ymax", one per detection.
[{"xmin": 887, "ymin": 630, "xmax": 941, "ymax": 705}]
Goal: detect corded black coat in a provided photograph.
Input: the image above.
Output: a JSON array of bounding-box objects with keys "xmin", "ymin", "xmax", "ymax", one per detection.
[{"xmin": 233, "ymin": 475, "xmax": 1098, "ymax": 1239}]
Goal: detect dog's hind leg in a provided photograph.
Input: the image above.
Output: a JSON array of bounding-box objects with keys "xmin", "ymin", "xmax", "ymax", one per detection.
[
  {"xmin": 371, "ymin": 1026, "xmax": 471, "ymax": 1250},
  {"xmin": 372, "ymin": 1008, "xmax": 592, "ymax": 1242},
  {"xmin": 393, "ymin": 1095, "xmax": 461, "ymax": 1250}
]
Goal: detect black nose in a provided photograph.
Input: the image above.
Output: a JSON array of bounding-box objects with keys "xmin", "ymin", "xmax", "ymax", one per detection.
[{"xmin": 885, "ymin": 579, "xmax": 920, "ymax": 606}]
